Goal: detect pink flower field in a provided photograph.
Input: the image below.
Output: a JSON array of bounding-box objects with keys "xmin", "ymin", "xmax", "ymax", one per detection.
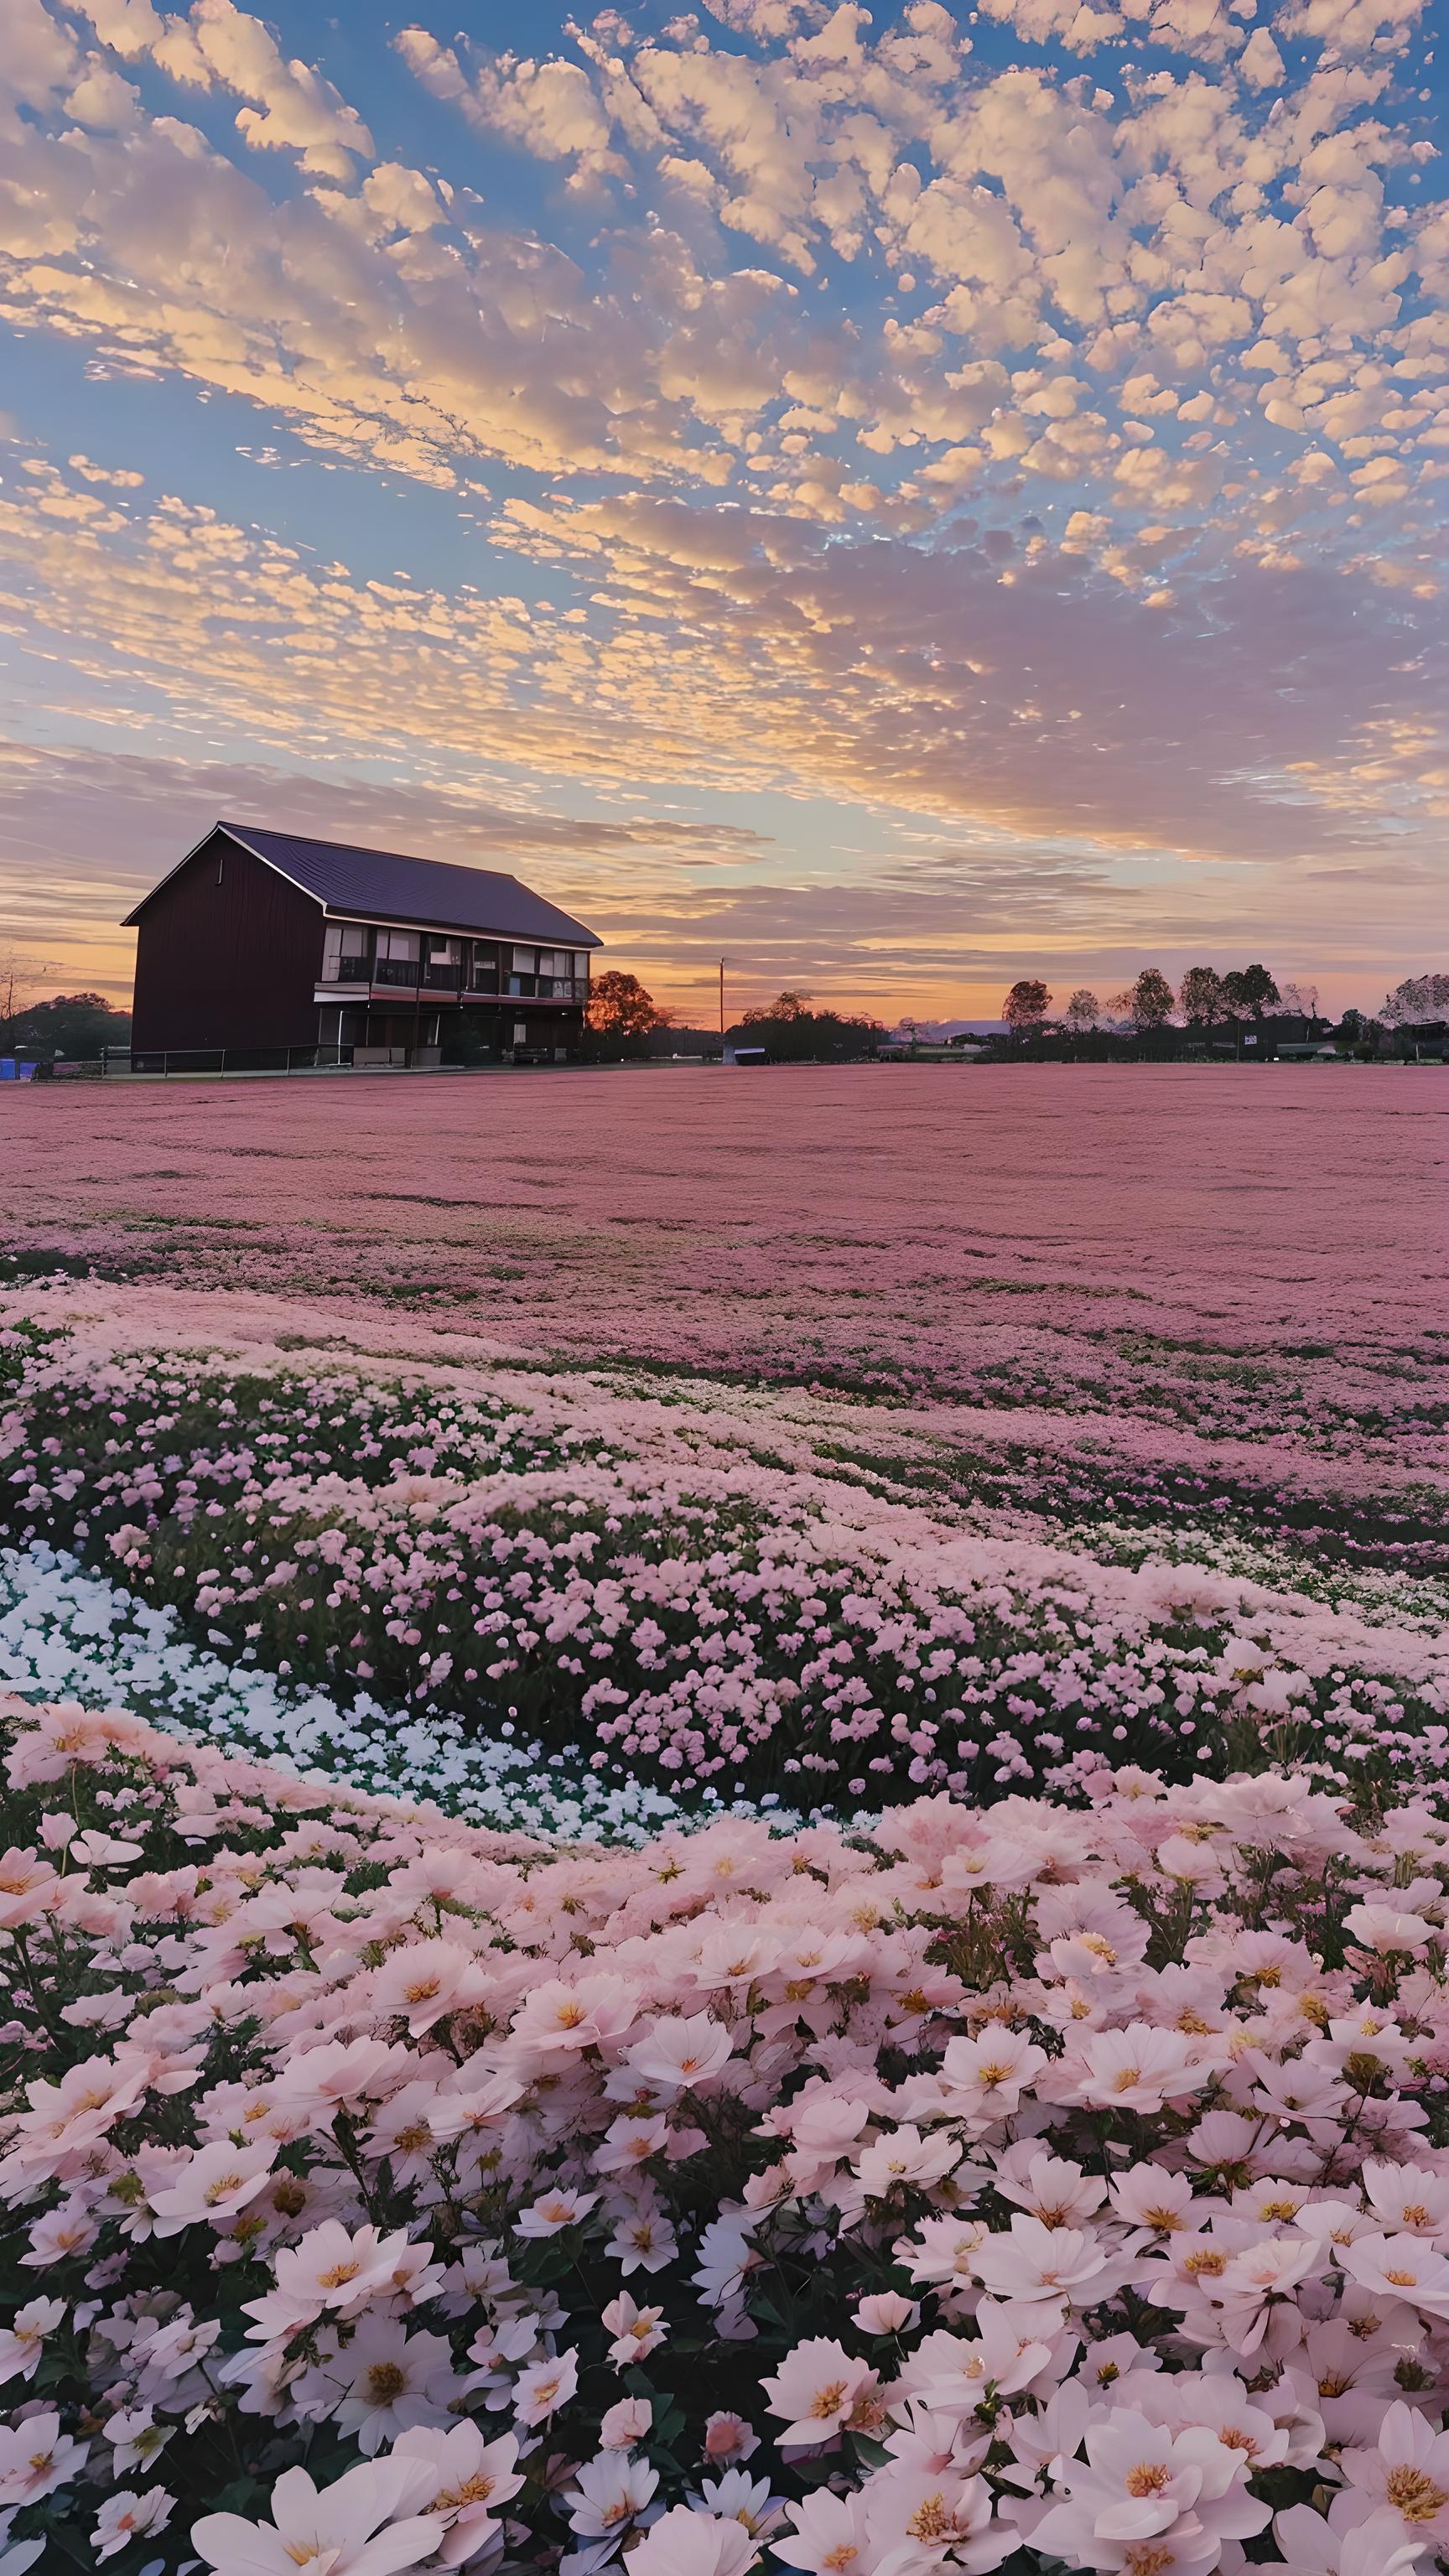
[
  {"xmin": 1, "ymin": 1063, "xmax": 1447, "ymax": 2575},
  {"xmin": 4, "ymin": 1064, "xmax": 1447, "ymax": 1459}
]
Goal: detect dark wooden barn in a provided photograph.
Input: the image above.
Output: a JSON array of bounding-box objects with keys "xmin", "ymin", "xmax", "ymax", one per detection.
[{"xmin": 123, "ymin": 823, "xmax": 600, "ymax": 1068}]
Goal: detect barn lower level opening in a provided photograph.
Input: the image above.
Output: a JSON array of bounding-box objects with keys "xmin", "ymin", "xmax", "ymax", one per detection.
[{"xmin": 319, "ymin": 1005, "xmax": 582, "ymax": 1067}]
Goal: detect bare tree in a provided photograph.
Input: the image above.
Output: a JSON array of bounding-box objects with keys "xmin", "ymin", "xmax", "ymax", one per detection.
[{"xmin": 1381, "ymin": 973, "xmax": 1449, "ymax": 1026}]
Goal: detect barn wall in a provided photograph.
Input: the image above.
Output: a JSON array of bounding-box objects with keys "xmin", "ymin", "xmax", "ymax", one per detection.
[{"xmin": 130, "ymin": 835, "xmax": 323, "ymax": 1052}]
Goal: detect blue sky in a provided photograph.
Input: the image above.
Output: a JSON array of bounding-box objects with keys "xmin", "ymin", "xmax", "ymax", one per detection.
[{"xmin": 0, "ymin": 0, "xmax": 1445, "ymax": 1018}]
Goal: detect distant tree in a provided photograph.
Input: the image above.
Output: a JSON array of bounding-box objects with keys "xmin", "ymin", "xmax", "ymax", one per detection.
[
  {"xmin": 1381, "ymin": 973, "xmax": 1449, "ymax": 1026},
  {"xmin": 729, "ymin": 1006, "xmax": 882, "ymax": 1062},
  {"xmin": 1125, "ymin": 969, "xmax": 1176, "ymax": 1030},
  {"xmin": 1178, "ymin": 966, "xmax": 1225, "ymax": 1026},
  {"xmin": 1279, "ymin": 979, "xmax": 1322, "ymax": 1019},
  {"xmin": 7, "ymin": 991, "xmax": 132, "ymax": 1057},
  {"xmin": 1003, "ymin": 979, "xmax": 1052, "ymax": 1036},
  {"xmin": 1063, "ymin": 989, "xmax": 1101, "ymax": 1031},
  {"xmin": 743, "ymin": 990, "xmax": 812, "ymax": 1024},
  {"xmin": 1221, "ymin": 963, "xmax": 1280, "ymax": 1021},
  {"xmin": 586, "ymin": 971, "xmax": 670, "ymax": 1039}
]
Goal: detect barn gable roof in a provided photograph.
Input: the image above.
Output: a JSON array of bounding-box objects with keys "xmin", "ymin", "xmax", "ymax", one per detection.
[{"xmin": 122, "ymin": 823, "xmax": 601, "ymax": 948}]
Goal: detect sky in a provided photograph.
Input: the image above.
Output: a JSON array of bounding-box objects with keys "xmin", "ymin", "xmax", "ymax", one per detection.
[{"xmin": 0, "ymin": 0, "xmax": 1445, "ymax": 1024}]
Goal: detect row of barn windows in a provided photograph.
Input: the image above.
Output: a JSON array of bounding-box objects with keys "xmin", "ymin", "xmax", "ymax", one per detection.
[{"xmin": 320, "ymin": 925, "xmax": 590, "ymax": 1000}]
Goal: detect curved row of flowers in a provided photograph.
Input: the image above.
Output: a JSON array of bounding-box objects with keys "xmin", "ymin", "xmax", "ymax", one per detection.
[
  {"xmin": 4, "ymin": 1319, "xmax": 1449, "ymax": 1815},
  {"xmin": 8, "ymin": 1694, "xmax": 1449, "ymax": 2573}
]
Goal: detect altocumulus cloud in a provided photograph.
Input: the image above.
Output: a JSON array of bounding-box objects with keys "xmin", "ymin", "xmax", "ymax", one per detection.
[{"xmin": 0, "ymin": 0, "xmax": 1445, "ymax": 997}]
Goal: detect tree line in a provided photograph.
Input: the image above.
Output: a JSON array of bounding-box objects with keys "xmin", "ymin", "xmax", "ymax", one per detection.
[
  {"xmin": 585, "ymin": 974, "xmax": 881, "ymax": 1059},
  {"xmin": 1001, "ymin": 963, "xmax": 1303, "ymax": 1034}
]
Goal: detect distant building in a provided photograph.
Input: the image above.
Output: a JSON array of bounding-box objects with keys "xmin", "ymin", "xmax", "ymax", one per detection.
[{"xmin": 123, "ymin": 823, "xmax": 600, "ymax": 1067}]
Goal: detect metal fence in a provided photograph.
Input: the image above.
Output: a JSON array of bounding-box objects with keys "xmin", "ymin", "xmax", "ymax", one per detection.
[{"xmin": 96, "ymin": 1043, "xmax": 574, "ymax": 1078}]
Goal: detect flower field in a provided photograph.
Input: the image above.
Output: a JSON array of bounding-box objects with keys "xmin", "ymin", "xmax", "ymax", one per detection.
[{"xmin": 2, "ymin": 1067, "xmax": 1448, "ymax": 2574}]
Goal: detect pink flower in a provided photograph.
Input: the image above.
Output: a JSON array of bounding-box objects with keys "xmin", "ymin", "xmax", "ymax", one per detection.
[
  {"xmin": 969, "ymin": 2215, "xmax": 1124, "ymax": 2312},
  {"xmin": 333, "ymin": 2322, "xmax": 463, "ymax": 2454},
  {"xmin": 507, "ymin": 1973, "xmax": 640, "ymax": 2059},
  {"xmin": 704, "ymin": 2413, "xmax": 759, "ymax": 2465},
  {"xmin": 564, "ymin": 2450, "xmax": 661, "ymax": 2539},
  {"xmin": 91, "ymin": 2487, "xmax": 174, "ymax": 2562},
  {"xmin": 147, "ymin": 2137, "xmax": 278, "ymax": 2236},
  {"xmin": 630, "ymin": 2506, "xmax": 760, "ymax": 2576},
  {"xmin": 268, "ymin": 2037, "xmax": 414, "ymax": 2125},
  {"xmin": 602, "ymin": 2292, "xmax": 669, "ymax": 2365},
  {"xmin": 854, "ymin": 2293, "xmax": 918, "ymax": 2336},
  {"xmin": 193, "ymin": 2457, "xmax": 444, "ymax": 2576},
  {"xmin": 1055, "ymin": 2023, "xmax": 1212, "ymax": 2114},
  {"xmin": 3, "ymin": 2051, "xmax": 150, "ymax": 2176},
  {"xmin": 603, "ymin": 2398, "xmax": 655, "ymax": 2449},
  {"xmin": 1274, "ymin": 2503, "xmax": 1426, "ymax": 2576},
  {"xmin": 512, "ymin": 2348, "xmax": 580, "ymax": 2427},
  {"xmin": 371, "ymin": 1940, "xmax": 489, "ymax": 2038},
  {"xmin": 265, "ymin": 2220, "xmax": 423, "ymax": 2329},
  {"xmin": 626, "ymin": 2015, "xmax": 735, "ymax": 2093},
  {"xmin": 775, "ymin": 2489, "xmax": 874, "ymax": 2576},
  {"xmin": 517, "ymin": 2186, "xmax": 600, "ymax": 2236},
  {"xmin": 0, "ymin": 2298, "xmax": 65, "ymax": 2385},
  {"xmin": 938, "ymin": 2031, "xmax": 1048, "ymax": 2122},
  {"xmin": 0, "ymin": 2409, "xmax": 90, "ymax": 2506},
  {"xmin": 1031, "ymin": 2408, "xmax": 1270, "ymax": 2573},
  {"xmin": 0, "ymin": 1848, "xmax": 63, "ymax": 1929},
  {"xmin": 854, "ymin": 2127, "xmax": 962, "ymax": 2199},
  {"xmin": 865, "ymin": 2470, "xmax": 1011, "ymax": 2576},
  {"xmin": 1343, "ymin": 1905, "xmax": 1433, "ymax": 1955},
  {"xmin": 1341, "ymin": 2236, "xmax": 1449, "ymax": 2323},
  {"xmin": 1338, "ymin": 2402, "xmax": 1449, "ymax": 2547},
  {"xmin": 389, "ymin": 2423, "xmax": 523, "ymax": 2566},
  {"xmin": 762, "ymin": 2340, "xmax": 880, "ymax": 2449}
]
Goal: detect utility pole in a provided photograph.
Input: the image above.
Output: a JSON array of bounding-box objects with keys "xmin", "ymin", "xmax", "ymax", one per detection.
[{"xmin": 719, "ymin": 958, "xmax": 725, "ymax": 1062}]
